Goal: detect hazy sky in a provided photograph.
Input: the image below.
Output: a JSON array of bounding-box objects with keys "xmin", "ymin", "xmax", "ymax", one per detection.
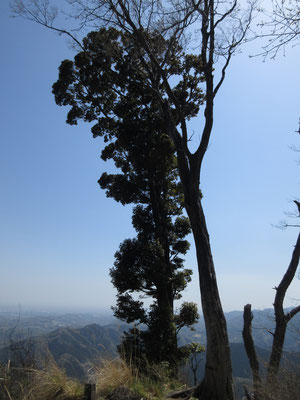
[{"xmin": 1, "ymin": 0, "xmax": 299, "ymax": 314}]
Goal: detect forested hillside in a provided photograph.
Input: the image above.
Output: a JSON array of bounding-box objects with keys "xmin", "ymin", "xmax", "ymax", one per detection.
[{"xmin": 1, "ymin": 309, "xmax": 300, "ymax": 380}]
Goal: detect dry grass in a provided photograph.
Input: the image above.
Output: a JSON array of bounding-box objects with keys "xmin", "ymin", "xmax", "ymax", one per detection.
[
  {"xmin": 89, "ymin": 356, "xmax": 185, "ymax": 399},
  {"xmin": 0, "ymin": 359, "xmax": 83, "ymax": 400},
  {"xmin": 29, "ymin": 360, "xmax": 84, "ymax": 400},
  {"xmin": 90, "ymin": 356, "xmax": 136, "ymax": 397},
  {"xmin": 0, "ymin": 359, "xmax": 35, "ymax": 400},
  {"xmin": 1, "ymin": 353, "xmax": 185, "ymax": 400}
]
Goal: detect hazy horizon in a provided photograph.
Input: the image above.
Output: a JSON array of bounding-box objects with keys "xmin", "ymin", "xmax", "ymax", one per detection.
[{"xmin": 0, "ymin": 301, "xmax": 297, "ymax": 316}]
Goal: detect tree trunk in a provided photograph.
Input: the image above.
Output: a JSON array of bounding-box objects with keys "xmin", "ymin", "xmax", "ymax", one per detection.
[
  {"xmin": 266, "ymin": 232, "xmax": 300, "ymax": 384},
  {"xmin": 155, "ymin": 285, "xmax": 178, "ymax": 366},
  {"xmin": 266, "ymin": 319, "xmax": 287, "ymax": 384},
  {"xmin": 183, "ymin": 183, "xmax": 234, "ymax": 400},
  {"xmin": 148, "ymin": 177, "xmax": 179, "ymax": 369},
  {"xmin": 242, "ymin": 304, "xmax": 262, "ymax": 399}
]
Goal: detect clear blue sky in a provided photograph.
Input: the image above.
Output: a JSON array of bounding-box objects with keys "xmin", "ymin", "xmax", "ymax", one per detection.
[{"xmin": 1, "ymin": 0, "xmax": 299, "ymax": 313}]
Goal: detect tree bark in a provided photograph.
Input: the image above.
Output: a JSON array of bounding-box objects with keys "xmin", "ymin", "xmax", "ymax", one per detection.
[
  {"xmin": 266, "ymin": 232, "xmax": 300, "ymax": 383},
  {"xmin": 242, "ymin": 304, "xmax": 262, "ymax": 399},
  {"xmin": 182, "ymin": 179, "xmax": 234, "ymax": 400}
]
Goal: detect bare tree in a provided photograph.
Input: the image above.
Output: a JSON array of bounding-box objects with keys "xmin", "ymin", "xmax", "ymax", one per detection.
[
  {"xmin": 11, "ymin": 1, "xmax": 256, "ymax": 398},
  {"xmin": 266, "ymin": 234, "xmax": 300, "ymax": 382},
  {"xmin": 243, "ymin": 228, "xmax": 300, "ymax": 399},
  {"xmin": 252, "ymin": 0, "xmax": 300, "ymax": 59}
]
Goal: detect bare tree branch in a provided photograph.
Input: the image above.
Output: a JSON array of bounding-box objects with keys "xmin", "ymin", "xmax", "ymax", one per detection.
[
  {"xmin": 250, "ymin": 0, "xmax": 300, "ymax": 59},
  {"xmin": 11, "ymin": 0, "xmax": 84, "ymax": 49}
]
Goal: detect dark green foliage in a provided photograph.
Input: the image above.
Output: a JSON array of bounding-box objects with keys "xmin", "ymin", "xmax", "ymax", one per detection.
[
  {"xmin": 52, "ymin": 28, "xmax": 205, "ymax": 141},
  {"xmin": 52, "ymin": 27, "xmax": 203, "ymax": 371},
  {"xmin": 106, "ymin": 121, "xmax": 198, "ymax": 368},
  {"xmin": 174, "ymin": 302, "xmax": 200, "ymax": 333}
]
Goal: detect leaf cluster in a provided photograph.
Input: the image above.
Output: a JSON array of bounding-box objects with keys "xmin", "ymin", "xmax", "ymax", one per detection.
[{"xmin": 52, "ymin": 28, "xmax": 205, "ymax": 140}]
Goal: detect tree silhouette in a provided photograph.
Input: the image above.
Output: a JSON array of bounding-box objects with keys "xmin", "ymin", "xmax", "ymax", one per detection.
[{"xmin": 53, "ymin": 28, "xmax": 201, "ymax": 370}]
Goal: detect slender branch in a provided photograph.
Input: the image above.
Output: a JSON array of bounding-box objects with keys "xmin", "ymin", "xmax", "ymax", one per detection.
[
  {"xmin": 274, "ymin": 233, "xmax": 300, "ymax": 316},
  {"xmin": 213, "ymin": 49, "xmax": 232, "ymax": 97},
  {"xmin": 286, "ymin": 305, "xmax": 300, "ymax": 322},
  {"xmin": 214, "ymin": 0, "xmax": 237, "ymax": 29},
  {"xmin": 11, "ymin": 0, "xmax": 84, "ymax": 49}
]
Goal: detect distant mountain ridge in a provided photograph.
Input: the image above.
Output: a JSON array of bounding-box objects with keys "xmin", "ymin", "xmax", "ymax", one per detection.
[
  {"xmin": 0, "ymin": 323, "xmax": 125, "ymax": 379},
  {"xmin": 1, "ymin": 307, "xmax": 300, "ymax": 380},
  {"xmin": 179, "ymin": 307, "xmax": 300, "ymax": 352},
  {"xmin": 1, "ymin": 307, "xmax": 299, "ymax": 351},
  {"xmin": 0, "ymin": 310, "xmax": 115, "ymax": 347},
  {"xmin": 0, "ymin": 322, "xmax": 267, "ymax": 380}
]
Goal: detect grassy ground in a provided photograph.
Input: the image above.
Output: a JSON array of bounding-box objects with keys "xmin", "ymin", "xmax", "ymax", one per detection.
[
  {"xmin": 2, "ymin": 356, "xmax": 300, "ymax": 400},
  {"xmin": 0, "ymin": 356, "xmax": 187, "ymax": 400},
  {"xmin": 0, "ymin": 359, "xmax": 84, "ymax": 400}
]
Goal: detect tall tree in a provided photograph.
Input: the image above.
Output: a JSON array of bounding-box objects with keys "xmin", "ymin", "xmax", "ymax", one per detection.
[
  {"xmin": 52, "ymin": 27, "xmax": 201, "ymax": 371},
  {"xmin": 75, "ymin": 3, "xmax": 252, "ymax": 399},
  {"xmin": 12, "ymin": 1, "xmax": 255, "ymax": 398}
]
